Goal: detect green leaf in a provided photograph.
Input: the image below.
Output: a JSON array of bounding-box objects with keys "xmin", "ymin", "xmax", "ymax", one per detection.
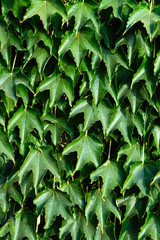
[
  {"xmin": 115, "ymin": 30, "xmax": 152, "ymax": 66},
  {"xmin": 131, "ymin": 57, "xmax": 156, "ymax": 97},
  {"xmin": 123, "ymin": 161, "xmax": 158, "ymax": 196},
  {"xmin": 63, "ymin": 133, "xmax": 104, "ymax": 173},
  {"xmin": 36, "ymin": 71, "xmax": 74, "ymax": 107},
  {"xmin": 119, "ymin": 217, "xmax": 139, "ymax": 240},
  {"xmin": 0, "ymin": 18, "xmax": 23, "ymax": 50},
  {"xmin": 0, "ymin": 92, "xmax": 15, "ymax": 116},
  {"xmin": 0, "ymin": 183, "xmax": 22, "ymax": 213},
  {"xmin": 132, "ymin": 109, "xmax": 156, "ymax": 138},
  {"xmin": 68, "ymin": 0, "xmax": 99, "ymax": 33},
  {"xmin": 0, "ymin": 209, "xmax": 36, "ymax": 240},
  {"xmin": 106, "ymin": 104, "xmax": 133, "ymax": 144},
  {"xmin": 99, "ymin": 0, "xmax": 137, "ymax": 19},
  {"xmin": 61, "ymin": 180, "xmax": 85, "ymax": 209},
  {"xmin": 24, "ymin": 45, "xmax": 50, "ymax": 76},
  {"xmin": 152, "ymin": 125, "xmax": 160, "ymax": 152},
  {"xmin": 34, "ymin": 189, "xmax": 72, "ymax": 228},
  {"xmin": 118, "ymin": 139, "xmax": 149, "ymax": 172},
  {"xmin": 0, "ymin": 127, "xmax": 14, "ymax": 162},
  {"xmin": 90, "ymin": 67, "xmax": 108, "ymax": 105},
  {"xmin": 24, "ymin": 28, "xmax": 53, "ymax": 55},
  {"xmin": 0, "ymin": 17, "xmax": 8, "ymax": 50},
  {"xmin": 151, "ymin": 168, "xmax": 160, "ymax": 186},
  {"xmin": 43, "ymin": 113, "xmax": 72, "ymax": 146},
  {"xmin": 16, "ymin": 85, "xmax": 29, "ymax": 108},
  {"xmin": 139, "ymin": 212, "xmax": 160, "ymax": 240},
  {"xmin": 60, "ymin": 210, "xmax": 95, "ymax": 240},
  {"xmin": 102, "ymin": 49, "xmax": 129, "ymax": 84},
  {"xmin": 69, "ymin": 98, "xmax": 99, "ymax": 131},
  {"xmin": 127, "ymin": 83, "xmax": 149, "ymax": 113},
  {"xmin": 19, "ymin": 146, "xmax": 60, "ymax": 191},
  {"xmin": 154, "ymin": 50, "xmax": 160, "ymax": 78},
  {"xmin": 24, "ymin": 0, "xmax": 67, "ymax": 30},
  {"xmin": 2, "ymin": 0, "xmax": 30, "ymax": 19},
  {"xmin": 125, "ymin": 2, "xmax": 160, "ymax": 40},
  {"xmin": 0, "ymin": 221, "xmax": 11, "ymax": 238},
  {"xmin": 117, "ymin": 194, "xmax": 146, "ymax": 221},
  {"xmin": 0, "ymin": 23, "xmax": 23, "ymax": 64},
  {"xmin": 147, "ymin": 183, "xmax": 160, "ymax": 211},
  {"xmin": 85, "ymin": 189, "xmax": 121, "ymax": 232},
  {"xmin": 58, "ymin": 27, "xmax": 101, "ymax": 67},
  {"xmin": 12, "ymin": 210, "xmax": 36, "ymax": 240},
  {"xmin": 98, "ymin": 99, "xmax": 113, "ymax": 134},
  {"xmin": 0, "ymin": 68, "xmax": 32, "ymax": 103},
  {"xmin": 91, "ymin": 160, "xmax": 125, "ymax": 197},
  {"xmin": 0, "ymin": 184, "xmax": 10, "ymax": 213},
  {"xmin": 8, "ymin": 106, "xmax": 43, "ymax": 149},
  {"xmin": 94, "ymin": 223, "xmax": 116, "ymax": 240}
]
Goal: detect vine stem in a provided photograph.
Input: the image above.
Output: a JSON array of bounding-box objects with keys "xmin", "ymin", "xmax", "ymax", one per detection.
[
  {"xmin": 12, "ymin": 50, "xmax": 17, "ymax": 72},
  {"xmin": 150, "ymin": 0, "xmax": 154, "ymax": 12},
  {"xmin": 108, "ymin": 140, "xmax": 112, "ymax": 160},
  {"xmin": 53, "ymin": 176, "xmax": 55, "ymax": 189},
  {"xmin": 36, "ymin": 215, "xmax": 41, "ymax": 233},
  {"xmin": 54, "ymin": 105, "xmax": 57, "ymax": 116},
  {"xmin": 153, "ymin": 39, "xmax": 156, "ymax": 58},
  {"xmin": 142, "ymin": 139, "xmax": 145, "ymax": 164}
]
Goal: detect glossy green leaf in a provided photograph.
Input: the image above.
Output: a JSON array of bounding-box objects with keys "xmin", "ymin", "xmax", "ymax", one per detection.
[
  {"xmin": 36, "ymin": 71, "xmax": 74, "ymax": 107},
  {"xmin": 91, "ymin": 67, "xmax": 108, "ymax": 105},
  {"xmin": 63, "ymin": 133, "xmax": 104, "ymax": 173},
  {"xmin": 68, "ymin": 0, "xmax": 99, "ymax": 33},
  {"xmin": 19, "ymin": 146, "xmax": 60, "ymax": 191},
  {"xmin": 131, "ymin": 57, "xmax": 156, "ymax": 97},
  {"xmin": 94, "ymin": 223, "xmax": 116, "ymax": 240},
  {"xmin": 123, "ymin": 161, "xmax": 158, "ymax": 196},
  {"xmin": 106, "ymin": 104, "xmax": 133, "ymax": 144},
  {"xmin": 60, "ymin": 210, "xmax": 95, "ymax": 240},
  {"xmin": 69, "ymin": 98, "xmax": 99, "ymax": 131},
  {"xmin": 102, "ymin": 49, "xmax": 129, "ymax": 84},
  {"xmin": 100, "ymin": 0, "xmax": 137, "ymax": 19},
  {"xmin": 8, "ymin": 106, "xmax": 43, "ymax": 149},
  {"xmin": 0, "ymin": 210, "xmax": 36, "ymax": 240},
  {"xmin": 59, "ymin": 27, "xmax": 101, "ymax": 67},
  {"xmin": 0, "ymin": 127, "xmax": 14, "ymax": 162},
  {"xmin": 61, "ymin": 180, "xmax": 85, "ymax": 209},
  {"xmin": 2, "ymin": 0, "xmax": 30, "ymax": 19},
  {"xmin": 117, "ymin": 194, "xmax": 146, "ymax": 221},
  {"xmin": 34, "ymin": 189, "xmax": 72, "ymax": 228},
  {"xmin": 125, "ymin": 2, "xmax": 160, "ymax": 40},
  {"xmin": 85, "ymin": 189, "xmax": 121, "ymax": 232},
  {"xmin": 12, "ymin": 210, "xmax": 36, "ymax": 240},
  {"xmin": 43, "ymin": 113, "xmax": 72, "ymax": 146},
  {"xmin": 24, "ymin": 0, "xmax": 67, "ymax": 30},
  {"xmin": 24, "ymin": 46, "xmax": 50, "ymax": 76},
  {"xmin": 139, "ymin": 212, "xmax": 160, "ymax": 240},
  {"xmin": 91, "ymin": 160, "xmax": 125, "ymax": 197},
  {"xmin": 154, "ymin": 50, "xmax": 160, "ymax": 77},
  {"xmin": 0, "ymin": 68, "xmax": 32, "ymax": 103},
  {"xmin": 119, "ymin": 217, "xmax": 139, "ymax": 240},
  {"xmin": 118, "ymin": 139, "xmax": 149, "ymax": 172}
]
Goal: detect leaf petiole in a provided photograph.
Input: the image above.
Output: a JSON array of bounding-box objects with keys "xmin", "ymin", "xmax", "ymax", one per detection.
[{"xmin": 12, "ymin": 50, "xmax": 17, "ymax": 72}]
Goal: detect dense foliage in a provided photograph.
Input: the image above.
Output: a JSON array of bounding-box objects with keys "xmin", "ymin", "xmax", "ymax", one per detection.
[{"xmin": 0, "ymin": 0, "xmax": 160, "ymax": 239}]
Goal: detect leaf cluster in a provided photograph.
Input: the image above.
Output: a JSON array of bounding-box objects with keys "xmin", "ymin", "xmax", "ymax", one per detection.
[{"xmin": 1, "ymin": 0, "xmax": 160, "ymax": 239}]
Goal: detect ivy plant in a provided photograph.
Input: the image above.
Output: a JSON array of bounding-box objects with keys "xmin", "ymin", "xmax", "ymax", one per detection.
[{"xmin": 0, "ymin": 0, "xmax": 160, "ymax": 239}]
